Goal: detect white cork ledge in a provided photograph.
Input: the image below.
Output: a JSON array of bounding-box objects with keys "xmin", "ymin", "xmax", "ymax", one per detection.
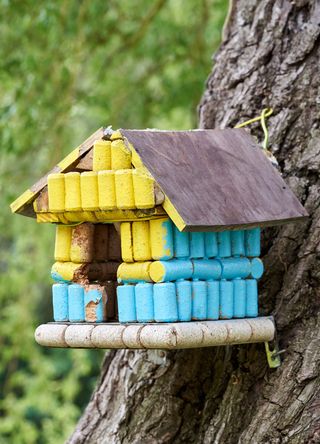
[{"xmin": 34, "ymin": 317, "xmax": 275, "ymax": 349}]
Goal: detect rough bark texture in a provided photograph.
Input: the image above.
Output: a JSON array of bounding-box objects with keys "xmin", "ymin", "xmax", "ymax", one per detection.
[{"xmin": 69, "ymin": 1, "xmax": 320, "ymax": 443}]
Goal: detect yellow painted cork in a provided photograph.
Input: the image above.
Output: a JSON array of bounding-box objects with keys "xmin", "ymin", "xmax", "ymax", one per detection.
[
  {"xmin": 149, "ymin": 261, "xmax": 166, "ymax": 283},
  {"xmin": 36, "ymin": 212, "xmax": 61, "ymax": 223},
  {"xmin": 132, "ymin": 221, "xmax": 151, "ymax": 261},
  {"xmin": 117, "ymin": 262, "xmax": 152, "ymax": 283},
  {"xmin": 132, "ymin": 169, "xmax": 155, "ymax": 209},
  {"xmin": 64, "ymin": 172, "xmax": 81, "ymax": 211},
  {"xmin": 93, "ymin": 140, "xmax": 111, "ymax": 171},
  {"xmin": 80, "ymin": 172, "xmax": 99, "ymax": 211},
  {"xmin": 110, "ymin": 130, "xmax": 123, "ymax": 141},
  {"xmin": 65, "ymin": 211, "xmax": 98, "ymax": 223},
  {"xmin": 115, "ymin": 170, "xmax": 135, "ymax": 209},
  {"xmin": 120, "ymin": 222, "xmax": 134, "ymax": 262},
  {"xmin": 51, "ymin": 261, "xmax": 81, "ymax": 282},
  {"xmin": 98, "ymin": 170, "xmax": 116, "ymax": 210},
  {"xmin": 149, "ymin": 218, "xmax": 174, "ymax": 260},
  {"xmin": 54, "ymin": 225, "xmax": 72, "ymax": 262},
  {"xmin": 48, "ymin": 173, "xmax": 65, "ymax": 212},
  {"xmin": 111, "ymin": 139, "xmax": 132, "ymax": 170}
]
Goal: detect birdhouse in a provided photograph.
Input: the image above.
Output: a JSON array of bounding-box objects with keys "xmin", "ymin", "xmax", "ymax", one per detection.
[{"xmin": 11, "ymin": 127, "xmax": 307, "ymax": 360}]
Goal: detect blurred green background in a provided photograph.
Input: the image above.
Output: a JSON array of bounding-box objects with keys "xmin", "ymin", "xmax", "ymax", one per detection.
[{"xmin": 0, "ymin": 1, "xmax": 227, "ymax": 442}]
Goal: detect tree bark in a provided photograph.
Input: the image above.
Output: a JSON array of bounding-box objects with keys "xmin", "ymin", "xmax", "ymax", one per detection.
[{"xmin": 69, "ymin": 1, "xmax": 320, "ymax": 443}]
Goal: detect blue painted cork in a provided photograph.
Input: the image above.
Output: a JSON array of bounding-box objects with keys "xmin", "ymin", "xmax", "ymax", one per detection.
[
  {"xmin": 220, "ymin": 280, "xmax": 233, "ymax": 319},
  {"xmin": 176, "ymin": 280, "xmax": 192, "ymax": 321},
  {"xmin": 135, "ymin": 282, "xmax": 154, "ymax": 322},
  {"xmin": 233, "ymin": 279, "xmax": 246, "ymax": 318},
  {"xmin": 117, "ymin": 284, "xmax": 136, "ymax": 323},
  {"xmin": 173, "ymin": 226, "xmax": 189, "ymax": 258},
  {"xmin": 190, "ymin": 232, "xmax": 205, "ymax": 259},
  {"xmin": 52, "ymin": 283, "xmax": 69, "ymax": 321},
  {"xmin": 84, "ymin": 286, "xmax": 104, "ymax": 322},
  {"xmin": 245, "ymin": 228, "xmax": 261, "ymax": 257},
  {"xmin": 204, "ymin": 232, "xmax": 218, "ymax": 258},
  {"xmin": 192, "ymin": 280, "xmax": 207, "ymax": 320},
  {"xmin": 192, "ymin": 259, "xmax": 221, "ymax": 280},
  {"xmin": 149, "ymin": 259, "xmax": 193, "ymax": 283},
  {"xmin": 231, "ymin": 230, "xmax": 245, "ymax": 256},
  {"xmin": 153, "ymin": 282, "xmax": 178, "ymax": 322},
  {"xmin": 217, "ymin": 231, "xmax": 231, "ymax": 257},
  {"xmin": 68, "ymin": 284, "xmax": 85, "ymax": 322},
  {"xmin": 250, "ymin": 258, "xmax": 264, "ymax": 279},
  {"xmin": 207, "ymin": 280, "xmax": 219, "ymax": 320},
  {"xmin": 219, "ymin": 257, "xmax": 251, "ymax": 279},
  {"xmin": 246, "ymin": 279, "xmax": 258, "ymax": 317}
]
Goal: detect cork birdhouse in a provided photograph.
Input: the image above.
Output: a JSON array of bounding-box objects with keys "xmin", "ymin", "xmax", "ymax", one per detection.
[{"xmin": 11, "ymin": 127, "xmax": 307, "ymax": 353}]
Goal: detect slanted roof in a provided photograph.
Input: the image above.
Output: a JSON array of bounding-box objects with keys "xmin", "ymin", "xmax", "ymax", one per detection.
[{"xmin": 121, "ymin": 128, "xmax": 308, "ymax": 231}]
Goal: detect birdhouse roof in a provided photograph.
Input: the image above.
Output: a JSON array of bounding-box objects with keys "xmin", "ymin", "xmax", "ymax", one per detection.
[
  {"xmin": 121, "ymin": 128, "xmax": 307, "ymax": 231},
  {"xmin": 10, "ymin": 127, "xmax": 307, "ymax": 231}
]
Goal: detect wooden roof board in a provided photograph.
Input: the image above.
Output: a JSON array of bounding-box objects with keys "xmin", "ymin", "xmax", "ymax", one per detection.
[
  {"xmin": 10, "ymin": 127, "xmax": 104, "ymax": 217},
  {"xmin": 121, "ymin": 128, "xmax": 308, "ymax": 231}
]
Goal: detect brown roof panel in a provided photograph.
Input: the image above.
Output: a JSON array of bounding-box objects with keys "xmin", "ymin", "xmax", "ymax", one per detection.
[{"xmin": 121, "ymin": 128, "xmax": 308, "ymax": 231}]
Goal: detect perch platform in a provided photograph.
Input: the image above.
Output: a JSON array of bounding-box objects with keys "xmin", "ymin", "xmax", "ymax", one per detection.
[{"xmin": 35, "ymin": 316, "xmax": 275, "ymax": 349}]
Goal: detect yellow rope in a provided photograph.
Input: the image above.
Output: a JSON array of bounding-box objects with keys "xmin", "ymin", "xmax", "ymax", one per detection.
[{"xmin": 235, "ymin": 108, "xmax": 273, "ymax": 150}]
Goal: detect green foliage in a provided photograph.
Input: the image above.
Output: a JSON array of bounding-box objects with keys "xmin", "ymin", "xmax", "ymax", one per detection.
[{"xmin": 0, "ymin": 1, "xmax": 227, "ymax": 442}]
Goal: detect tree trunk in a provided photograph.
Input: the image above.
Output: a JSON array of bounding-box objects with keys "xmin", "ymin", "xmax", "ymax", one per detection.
[{"xmin": 69, "ymin": 1, "xmax": 320, "ymax": 443}]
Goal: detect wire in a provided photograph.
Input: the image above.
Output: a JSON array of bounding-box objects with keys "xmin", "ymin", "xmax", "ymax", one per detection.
[{"xmin": 235, "ymin": 108, "xmax": 273, "ymax": 150}]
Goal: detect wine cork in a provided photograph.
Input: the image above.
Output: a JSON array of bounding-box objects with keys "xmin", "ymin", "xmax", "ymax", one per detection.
[
  {"xmin": 120, "ymin": 222, "xmax": 134, "ymax": 262},
  {"xmin": 70, "ymin": 223, "xmax": 95, "ymax": 263},
  {"xmin": 64, "ymin": 172, "xmax": 81, "ymax": 211},
  {"xmin": 80, "ymin": 172, "xmax": 99, "ymax": 211},
  {"xmin": 153, "ymin": 283, "xmax": 178, "ymax": 322},
  {"xmin": 111, "ymin": 139, "xmax": 131, "ymax": 170},
  {"xmin": 68, "ymin": 284, "xmax": 85, "ymax": 322},
  {"xmin": 105, "ymin": 281, "xmax": 117, "ymax": 319},
  {"xmin": 132, "ymin": 169, "xmax": 155, "ymax": 209},
  {"xmin": 246, "ymin": 279, "xmax": 258, "ymax": 317},
  {"xmin": 135, "ymin": 283, "xmax": 154, "ymax": 322},
  {"xmin": 115, "ymin": 170, "xmax": 135, "ymax": 209},
  {"xmin": 192, "ymin": 280, "xmax": 207, "ymax": 320},
  {"xmin": 218, "ymin": 231, "xmax": 232, "ymax": 258},
  {"xmin": 51, "ymin": 261, "xmax": 82, "ymax": 283},
  {"xmin": 110, "ymin": 130, "xmax": 122, "ymax": 141},
  {"xmin": 149, "ymin": 218, "xmax": 174, "ymax": 260},
  {"xmin": 52, "ymin": 283, "xmax": 69, "ymax": 321},
  {"xmin": 93, "ymin": 140, "xmax": 111, "ymax": 171},
  {"xmin": 117, "ymin": 285, "xmax": 136, "ymax": 323},
  {"xmin": 117, "ymin": 262, "xmax": 152, "ymax": 283},
  {"xmin": 54, "ymin": 225, "xmax": 72, "ymax": 262},
  {"xmin": 94, "ymin": 224, "xmax": 109, "ymax": 262},
  {"xmin": 149, "ymin": 259, "xmax": 193, "ymax": 283},
  {"xmin": 220, "ymin": 280, "xmax": 233, "ymax": 319},
  {"xmin": 190, "ymin": 232, "xmax": 205, "ymax": 259},
  {"xmin": 132, "ymin": 221, "xmax": 151, "ymax": 261},
  {"xmin": 98, "ymin": 170, "xmax": 116, "ymax": 210},
  {"xmin": 84, "ymin": 284, "xmax": 107, "ymax": 322},
  {"xmin": 86, "ymin": 262, "xmax": 119, "ymax": 281},
  {"xmin": 176, "ymin": 280, "xmax": 192, "ymax": 321},
  {"xmin": 48, "ymin": 173, "xmax": 65, "ymax": 212},
  {"xmin": 108, "ymin": 224, "xmax": 121, "ymax": 261},
  {"xmin": 245, "ymin": 228, "xmax": 261, "ymax": 257}
]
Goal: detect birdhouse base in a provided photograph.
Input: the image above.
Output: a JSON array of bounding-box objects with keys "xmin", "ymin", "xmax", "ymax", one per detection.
[{"xmin": 35, "ymin": 316, "xmax": 275, "ymax": 350}]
